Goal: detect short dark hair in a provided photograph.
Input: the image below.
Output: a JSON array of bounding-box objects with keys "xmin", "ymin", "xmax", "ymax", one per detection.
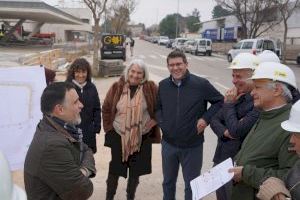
[
  {"xmin": 66, "ymin": 58, "xmax": 92, "ymax": 82},
  {"xmin": 41, "ymin": 82, "xmax": 75, "ymax": 115},
  {"xmin": 167, "ymin": 50, "xmax": 187, "ymax": 65}
]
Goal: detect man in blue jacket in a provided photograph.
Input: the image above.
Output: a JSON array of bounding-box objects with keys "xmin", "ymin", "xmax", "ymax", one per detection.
[
  {"xmin": 210, "ymin": 53, "xmax": 260, "ymax": 200},
  {"xmin": 156, "ymin": 50, "xmax": 223, "ymax": 200}
]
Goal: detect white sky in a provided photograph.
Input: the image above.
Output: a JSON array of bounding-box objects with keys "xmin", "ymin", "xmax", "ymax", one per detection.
[{"xmin": 45, "ymin": 0, "xmax": 216, "ymax": 27}]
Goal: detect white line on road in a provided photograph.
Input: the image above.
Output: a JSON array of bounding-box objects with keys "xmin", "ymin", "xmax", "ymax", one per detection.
[
  {"xmin": 138, "ymin": 55, "xmax": 146, "ymax": 59},
  {"xmin": 214, "ymin": 81, "xmax": 229, "ymax": 90},
  {"xmin": 159, "ymin": 55, "xmax": 167, "ymax": 59},
  {"xmin": 149, "ymin": 55, "xmax": 157, "ymax": 59},
  {"xmin": 194, "ymin": 57, "xmax": 204, "ymax": 61}
]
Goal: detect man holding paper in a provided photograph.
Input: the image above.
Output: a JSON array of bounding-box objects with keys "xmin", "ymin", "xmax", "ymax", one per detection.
[{"xmin": 229, "ymin": 62, "xmax": 298, "ymax": 200}]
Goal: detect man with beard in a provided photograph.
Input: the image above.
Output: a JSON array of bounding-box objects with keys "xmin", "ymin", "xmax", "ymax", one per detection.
[
  {"xmin": 24, "ymin": 82, "xmax": 96, "ymax": 200},
  {"xmin": 211, "ymin": 53, "xmax": 260, "ymax": 200}
]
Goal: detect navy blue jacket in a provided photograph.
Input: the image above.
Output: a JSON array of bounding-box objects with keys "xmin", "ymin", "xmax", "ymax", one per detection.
[
  {"xmin": 156, "ymin": 71, "xmax": 223, "ymax": 148},
  {"xmin": 210, "ymin": 93, "xmax": 259, "ymax": 163}
]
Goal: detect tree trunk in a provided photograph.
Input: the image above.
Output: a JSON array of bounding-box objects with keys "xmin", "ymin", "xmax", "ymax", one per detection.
[
  {"xmin": 282, "ymin": 19, "xmax": 288, "ymax": 64},
  {"xmin": 92, "ymin": 18, "xmax": 100, "ymax": 76}
]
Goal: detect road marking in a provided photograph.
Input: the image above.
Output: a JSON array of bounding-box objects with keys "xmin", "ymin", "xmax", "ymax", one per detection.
[
  {"xmin": 159, "ymin": 55, "xmax": 167, "ymax": 59},
  {"xmin": 214, "ymin": 81, "xmax": 229, "ymax": 90},
  {"xmin": 149, "ymin": 55, "xmax": 157, "ymax": 59},
  {"xmin": 149, "ymin": 72, "xmax": 164, "ymax": 83},
  {"xmin": 138, "ymin": 55, "xmax": 146, "ymax": 59},
  {"xmin": 146, "ymin": 63, "xmax": 168, "ymax": 71},
  {"xmin": 194, "ymin": 57, "xmax": 204, "ymax": 61},
  {"xmin": 213, "ymin": 57, "xmax": 226, "ymax": 61}
]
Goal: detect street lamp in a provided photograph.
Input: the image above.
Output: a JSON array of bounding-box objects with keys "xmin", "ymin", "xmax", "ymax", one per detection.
[{"xmin": 175, "ymin": 0, "xmax": 179, "ymax": 38}]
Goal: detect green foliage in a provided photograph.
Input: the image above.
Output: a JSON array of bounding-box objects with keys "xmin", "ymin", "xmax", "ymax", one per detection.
[
  {"xmin": 212, "ymin": 5, "xmax": 232, "ymax": 18},
  {"xmin": 185, "ymin": 16, "xmax": 200, "ymax": 33},
  {"xmin": 159, "ymin": 14, "xmax": 182, "ymax": 38}
]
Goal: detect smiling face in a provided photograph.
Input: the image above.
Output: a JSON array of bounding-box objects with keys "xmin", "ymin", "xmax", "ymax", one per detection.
[
  {"xmin": 167, "ymin": 57, "xmax": 188, "ymax": 81},
  {"xmin": 290, "ymin": 133, "xmax": 300, "ymax": 157},
  {"xmin": 251, "ymin": 79, "xmax": 277, "ymax": 110},
  {"xmin": 74, "ymin": 69, "xmax": 88, "ymax": 84},
  {"xmin": 232, "ymin": 69, "xmax": 253, "ymax": 94},
  {"xmin": 127, "ymin": 64, "xmax": 144, "ymax": 86}
]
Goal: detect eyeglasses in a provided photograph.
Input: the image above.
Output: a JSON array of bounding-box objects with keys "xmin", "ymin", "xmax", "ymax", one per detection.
[{"xmin": 168, "ymin": 62, "xmax": 185, "ymax": 67}]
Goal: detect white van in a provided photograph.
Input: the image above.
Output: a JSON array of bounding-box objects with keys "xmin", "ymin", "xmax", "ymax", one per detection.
[
  {"xmin": 172, "ymin": 38, "xmax": 188, "ymax": 50},
  {"xmin": 191, "ymin": 39, "xmax": 212, "ymax": 56},
  {"xmin": 227, "ymin": 38, "xmax": 279, "ymax": 62}
]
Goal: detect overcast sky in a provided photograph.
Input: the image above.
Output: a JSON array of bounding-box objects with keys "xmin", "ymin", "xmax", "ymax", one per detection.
[{"xmin": 45, "ymin": 0, "xmax": 216, "ymax": 27}]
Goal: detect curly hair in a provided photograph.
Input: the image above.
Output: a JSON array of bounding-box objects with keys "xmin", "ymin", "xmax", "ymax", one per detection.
[{"xmin": 66, "ymin": 58, "xmax": 92, "ymax": 82}]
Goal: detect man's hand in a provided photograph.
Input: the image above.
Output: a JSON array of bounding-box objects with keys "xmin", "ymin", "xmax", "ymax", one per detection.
[
  {"xmin": 228, "ymin": 166, "xmax": 243, "ymax": 183},
  {"xmin": 145, "ymin": 119, "xmax": 157, "ymax": 132},
  {"xmin": 197, "ymin": 118, "xmax": 207, "ymax": 134},
  {"xmin": 224, "ymin": 87, "xmax": 244, "ymax": 103},
  {"xmin": 224, "ymin": 129, "xmax": 236, "ymax": 139},
  {"xmin": 272, "ymin": 193, "xmax": 287, "ymax": 200}
]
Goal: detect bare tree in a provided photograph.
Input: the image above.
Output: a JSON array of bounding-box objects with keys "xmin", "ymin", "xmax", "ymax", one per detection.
[
  {"xmin": 107, "ymin": 0, "xmax": 137, "ymax": 34},
  {"xmin": 83, "ymin": 0, "xmax": 109, "ymax": 75},
  {"xmin": 275, "ymin": 0, "xmax": 300, "ymax": 63},
  {"xmin": 216, "ymin": 0, "xmax": 281, "ymax": 39}
]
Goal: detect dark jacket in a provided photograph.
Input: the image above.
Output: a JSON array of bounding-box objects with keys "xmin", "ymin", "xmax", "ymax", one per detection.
[
  {"xmin": 24, "ymin": 116, "xmax": 96, "ymax": 200},
  {"xmin": 102, "ymin": 76, "xmax": 161, "ymax": 143},
  {"xmin": 210, "ymin": 93, "xmax": 259, "ymax": 163},
  {"xmin": 68, "ymin": 80, "xmax": 101, "ymax": 153},
  {"xmin": 156, "ymin": 71, "xmax": 223, "ymax": 148},
  {"xmin": 286, "ymin": 159, "xmax": 300, "ymax": 199}
]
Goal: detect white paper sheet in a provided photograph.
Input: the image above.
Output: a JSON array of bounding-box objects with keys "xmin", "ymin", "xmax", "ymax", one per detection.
[
  {"xmin": 190, "ymin": 158, "xmax": 234, "ymax": 200},
  {"xmin": 0, "ymin": 66, "xmax": 46, "ymax": 170}
]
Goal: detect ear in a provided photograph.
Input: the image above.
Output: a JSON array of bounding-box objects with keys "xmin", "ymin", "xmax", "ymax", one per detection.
[
  {"xmin": 52, "ymin": 104, "xmax": 64, "ymax": 116},
  {"xmin": 273, "ymin": 83, "xmax": 284, "ymax": 97}
]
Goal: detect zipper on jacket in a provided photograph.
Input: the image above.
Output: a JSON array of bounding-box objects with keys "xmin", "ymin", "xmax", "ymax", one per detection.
[{"xmin": 176, "ymin": 86, "xmax": 180, "ymax": 125}]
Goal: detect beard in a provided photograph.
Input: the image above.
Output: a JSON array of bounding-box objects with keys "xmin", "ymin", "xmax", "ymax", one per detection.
[{"xmin": 72, "ymin": 115, "xmax": 82, "ymax": 125}]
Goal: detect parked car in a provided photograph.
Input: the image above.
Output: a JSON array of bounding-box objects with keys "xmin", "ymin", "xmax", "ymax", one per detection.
[
  {"xmin": 227, "ymin": 38, "xmax": 279, "ymax": 62},
  {"xmin": 172, "ymin": 38, "xmax": 188, "ymax": 50},
  {"xmin": 158, "ymin": 36, "xmax": 170, "ymax": 45},
  {"xmin": 182, "ymin": 40, "xmax": 195, "ymax": 53},
  {"xmin": 166, "ymin": 39, "xmax": 174, "ymax": 48},
  {"xmin": 190, "ymin": 38, "xmax": 212, "ymax": 56},
  {"xmin": 297, "ymin": 53, "xmax": 300, "ymax": 64}
]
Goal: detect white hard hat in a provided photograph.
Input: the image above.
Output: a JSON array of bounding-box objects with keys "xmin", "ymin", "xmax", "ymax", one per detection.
[
  {"xmin": 251, "ymin": 62, "xmax": 297, "ymax": 89},
  {"xmin": 0, "ymin": 152, "xmax": 27, "ymax": 200},
  {"xmin": 229, "ymin": 53, "xmax": 260, "ymax": 70},
  {"xmin": 258, "ymin": 50, "xmax": 280, "ymax": 63},
  {"xmin": 281, "ymin": 100, "xmax": 300, "ymax": 133}
]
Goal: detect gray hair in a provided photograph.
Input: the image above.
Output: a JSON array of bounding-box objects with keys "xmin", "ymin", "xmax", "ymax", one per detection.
[
  {"xmin": 123, "ymin": 59, "xmax": 149, "ymax": 83},
  {"xmin": 266, "ymin": 81, "xmax": 293, "ymax": 103}
]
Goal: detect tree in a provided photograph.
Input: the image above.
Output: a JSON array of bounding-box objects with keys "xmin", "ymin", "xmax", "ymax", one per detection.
[
  {"xmin": 212, "ymin": 5, "xmax": 232, "ymax": 18},
  {"xmin": 275, "ymin": 0, "xmax": 300, "ymax": 63},
  {"xmin": 159, "ymin": 13, "xmax": 184, "ymax": 38},
  {"xmin": 185, "ymin": 8, "xmax": 201, "ymax": 33},
  {"xmin": 83, "ymin": 0, "xmax": 109, "ymax": 75},
  {"xmin": 108, "ymin": 0, "xmax": 137, "ymax": 34},
  {"xmin": 216, "ymin": 0, "xmax": 281, "ymax": 39}
]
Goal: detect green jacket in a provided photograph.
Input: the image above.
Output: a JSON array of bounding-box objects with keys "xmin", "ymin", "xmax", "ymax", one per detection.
[
  {"xmin": 231, "ymin": 104, "xmax": 298, "ymax": 200},
  {"xmin": 24, "ymin": 116, "xmax": 96, "ymax": 200}
]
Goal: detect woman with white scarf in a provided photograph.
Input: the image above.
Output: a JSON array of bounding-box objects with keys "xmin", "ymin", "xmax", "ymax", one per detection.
[{"xmin": 102, "ymin": 59, "xmax": 161, "ymax": 200}]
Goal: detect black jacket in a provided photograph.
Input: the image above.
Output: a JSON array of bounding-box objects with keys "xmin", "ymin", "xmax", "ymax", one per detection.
[
  {"xmin": 24, "ymin": 116, "xmax": 96, "ymax": 200},
  {"xmin": 69, "ymin": 81, "xmax": 101, "ymax": 153},
  {"xmin": 210, "ymin": 93, "xmax": 259, "ymax": 163},
  {"xmin": 286, "ymin": 159, "xmax": 300, "ymax": 199},
  {"xmin": 156, "ymin": 71, "xmax": 223, "ymax": 148}
]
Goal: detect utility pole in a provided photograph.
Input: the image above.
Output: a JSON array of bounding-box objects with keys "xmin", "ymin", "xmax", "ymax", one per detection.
[{"xmin": 175, "ymin": 0, "xmax": 179, "ymax": 38}]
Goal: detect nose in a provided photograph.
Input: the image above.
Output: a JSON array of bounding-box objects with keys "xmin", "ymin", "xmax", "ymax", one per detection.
[
  {"xmin": 290, "ymin": 134, "xmax": 296, "ymax": 143},
  {"xmin": 79, "ymin": 101, "xmax": 84, "ymax": 109},
  {"xmin": 232, "ymin": 78, "xmax": 238, "ymax": 85}
]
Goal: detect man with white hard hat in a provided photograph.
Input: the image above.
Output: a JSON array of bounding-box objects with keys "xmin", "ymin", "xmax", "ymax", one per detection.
[
  {"xmin": 229, "ymin": 62, "xmax": 299, "ymax": 200},
  {"xmin": 211, "ymin": 53, "xmax": 260, "ymax": 200},
  {"xmin": 258, "ymin": 50, "xmax": 300, "ymax": 103},
  {"xmin": 258, "ymin": 50, "xmax": 281, "ymax": 63},
  {"xmin": 257, "ymin": 100, "xmax": 300, "ymax": 200}
]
